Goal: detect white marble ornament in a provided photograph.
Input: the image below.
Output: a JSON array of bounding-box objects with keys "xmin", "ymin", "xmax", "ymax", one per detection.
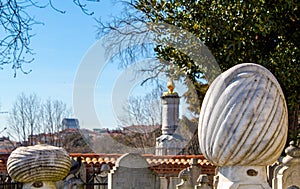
[
  {"xmin": 198, "ymin": 63, "xmax": 288, "ymax": 166},
  {"xmin": 7, "ymin": 145, "xmax": 71, "ymax": 184}
]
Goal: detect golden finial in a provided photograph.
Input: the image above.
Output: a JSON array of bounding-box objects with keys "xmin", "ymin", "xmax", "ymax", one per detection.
[
  {"xmin": 162, "ymin": 61, "xmax": 178, "ymax": 96},
  {"xmin": 163, "ymin": 77, "xmax": 178, "ymax": 96},
  {"xmin": 167, "ymin": 78, "xmax": 175, "ymax": 94}
]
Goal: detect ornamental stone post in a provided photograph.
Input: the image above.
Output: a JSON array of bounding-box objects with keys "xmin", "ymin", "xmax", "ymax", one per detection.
[
  {"xmin": 198, "ymin": 63, "xmax": 288, "ymax": 189},
  {"xmin": 272, "ymin": 141, "xmax": 300, "ymax": 189}
]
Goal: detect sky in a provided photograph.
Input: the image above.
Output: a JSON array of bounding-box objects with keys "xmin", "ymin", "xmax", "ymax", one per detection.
[
  {"xmin": 0, "ymin": 0, "xmax": 194, "ymax": 137},
  {"xmin": 0, "ymin": 1, "xmax": 126, "ymax": 134},
  {"xmin": 0, "ymin": 0, "xmax": 194, "ymax": 155}
]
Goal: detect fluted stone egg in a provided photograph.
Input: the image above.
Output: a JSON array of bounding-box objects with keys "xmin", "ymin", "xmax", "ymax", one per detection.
[
  {"xmin": 7, "ymin": 145, "xmax": 71, "ymax": 183},
  {"xmin": 198, "ymin": 63, "xmax": 288, "ymax": 166}
]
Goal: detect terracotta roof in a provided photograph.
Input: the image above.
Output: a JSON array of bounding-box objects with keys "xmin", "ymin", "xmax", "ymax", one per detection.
[
  {"xmin": 69, "ymin": 153, "xmax": 213, "ymax": 166},
  {"xmin": 68, "ymin": 153, "xmax": 216, "ymax": 179},
  {"xmin": 0, "ymin": 153, "xmax": 216, "ymax": 177}
]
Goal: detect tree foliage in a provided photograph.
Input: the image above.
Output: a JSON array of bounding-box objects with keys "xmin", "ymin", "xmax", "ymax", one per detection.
[
  {"xmin": 125, "ymin": 0, "xmax": 300, "ymax": 143},
  {"xmin": 62, "ymin": 131, "xmax": 93, "ymax": 153},
  {"xmin": 109, "ymin": 127, "xmax": 161, "ymax": 154},
  {"xmin": 97, "ymin": 0, "xmax": 299, "ymax": 150}
]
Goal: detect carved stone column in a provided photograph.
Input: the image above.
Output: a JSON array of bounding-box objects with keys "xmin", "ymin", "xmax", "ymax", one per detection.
[{"xmin": 198, "ymin": 63, "xmax": 288, "ymax": 189}]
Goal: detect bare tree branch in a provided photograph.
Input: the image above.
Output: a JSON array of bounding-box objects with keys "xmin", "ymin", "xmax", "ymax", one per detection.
[
  {"xmin": 0, "ymin": 0, "xmax": 96, "ymax": 76},
  {"xmin": 7, "ymin": 93, "xmax": 70, "ymax": 145},
  {"xmin": 73, "ymin": 0, "xmax": 94, "ymax": 15},
  {"xmin": 120, "ymin": 87, "xmax": 162, "ymax": 126}
]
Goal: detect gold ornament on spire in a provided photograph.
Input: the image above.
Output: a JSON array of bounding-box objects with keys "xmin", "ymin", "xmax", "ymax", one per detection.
[
  {"xmin": 162, "ymin": 61, "xmax": 178, "ymax": 96},
  {"xmin": 163, "ymin": 77, "xmax": 178, "ymax": 96},
  {"xmin": 167, "ymin": 78, "xmax": 175, "ymax": 94}
]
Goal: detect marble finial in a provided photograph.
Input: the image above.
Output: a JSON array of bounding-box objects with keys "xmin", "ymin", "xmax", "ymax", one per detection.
[
  {"xmin": 198, "ymin": 63, "xmax": 288, "ymax": 166},
  {"xmin": 7, "ymin": 145, "xmax": 71, "ymax": 183}
]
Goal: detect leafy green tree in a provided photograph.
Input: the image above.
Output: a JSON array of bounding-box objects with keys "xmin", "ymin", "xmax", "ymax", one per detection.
[{"xmin": 100, "ymin": 0, "xmax": 299, "ymax": 149}]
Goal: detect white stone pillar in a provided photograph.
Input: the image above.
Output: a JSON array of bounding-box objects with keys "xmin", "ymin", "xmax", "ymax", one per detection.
[
  {"xmin": 156, "ymin": 78, "xmax": 183, "ymax": 156},
  {"xmin": 161, "ymin": 94, "xmax": 180, "ymax": 135},
  {"xmin": 198, "ymin": 63, "xmax": 288, "ymax": 189}
]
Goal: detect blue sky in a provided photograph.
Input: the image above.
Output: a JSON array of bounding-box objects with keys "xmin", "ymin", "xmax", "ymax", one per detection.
[
  {"xmin": 0, "ymin": 1, "xmax": 194, "ymax": 136},
  {"xmin": 0, "ymin": 1, "xmax": 126, "ymax": 133}
]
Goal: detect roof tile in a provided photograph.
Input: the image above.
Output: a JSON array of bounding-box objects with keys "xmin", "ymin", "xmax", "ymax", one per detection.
[{"xmin": 0, "ymin": 153, "xmax": 215, "ymax": 175}]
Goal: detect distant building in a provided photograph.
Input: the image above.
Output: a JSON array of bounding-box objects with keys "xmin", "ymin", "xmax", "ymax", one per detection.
[
  {"xmin": 62, "ymin": 118, "xmax": 80, "ymax": 130},
  {"xmin": 93, "ymin": 128, "xmax": 109, "ymax": 133}
]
